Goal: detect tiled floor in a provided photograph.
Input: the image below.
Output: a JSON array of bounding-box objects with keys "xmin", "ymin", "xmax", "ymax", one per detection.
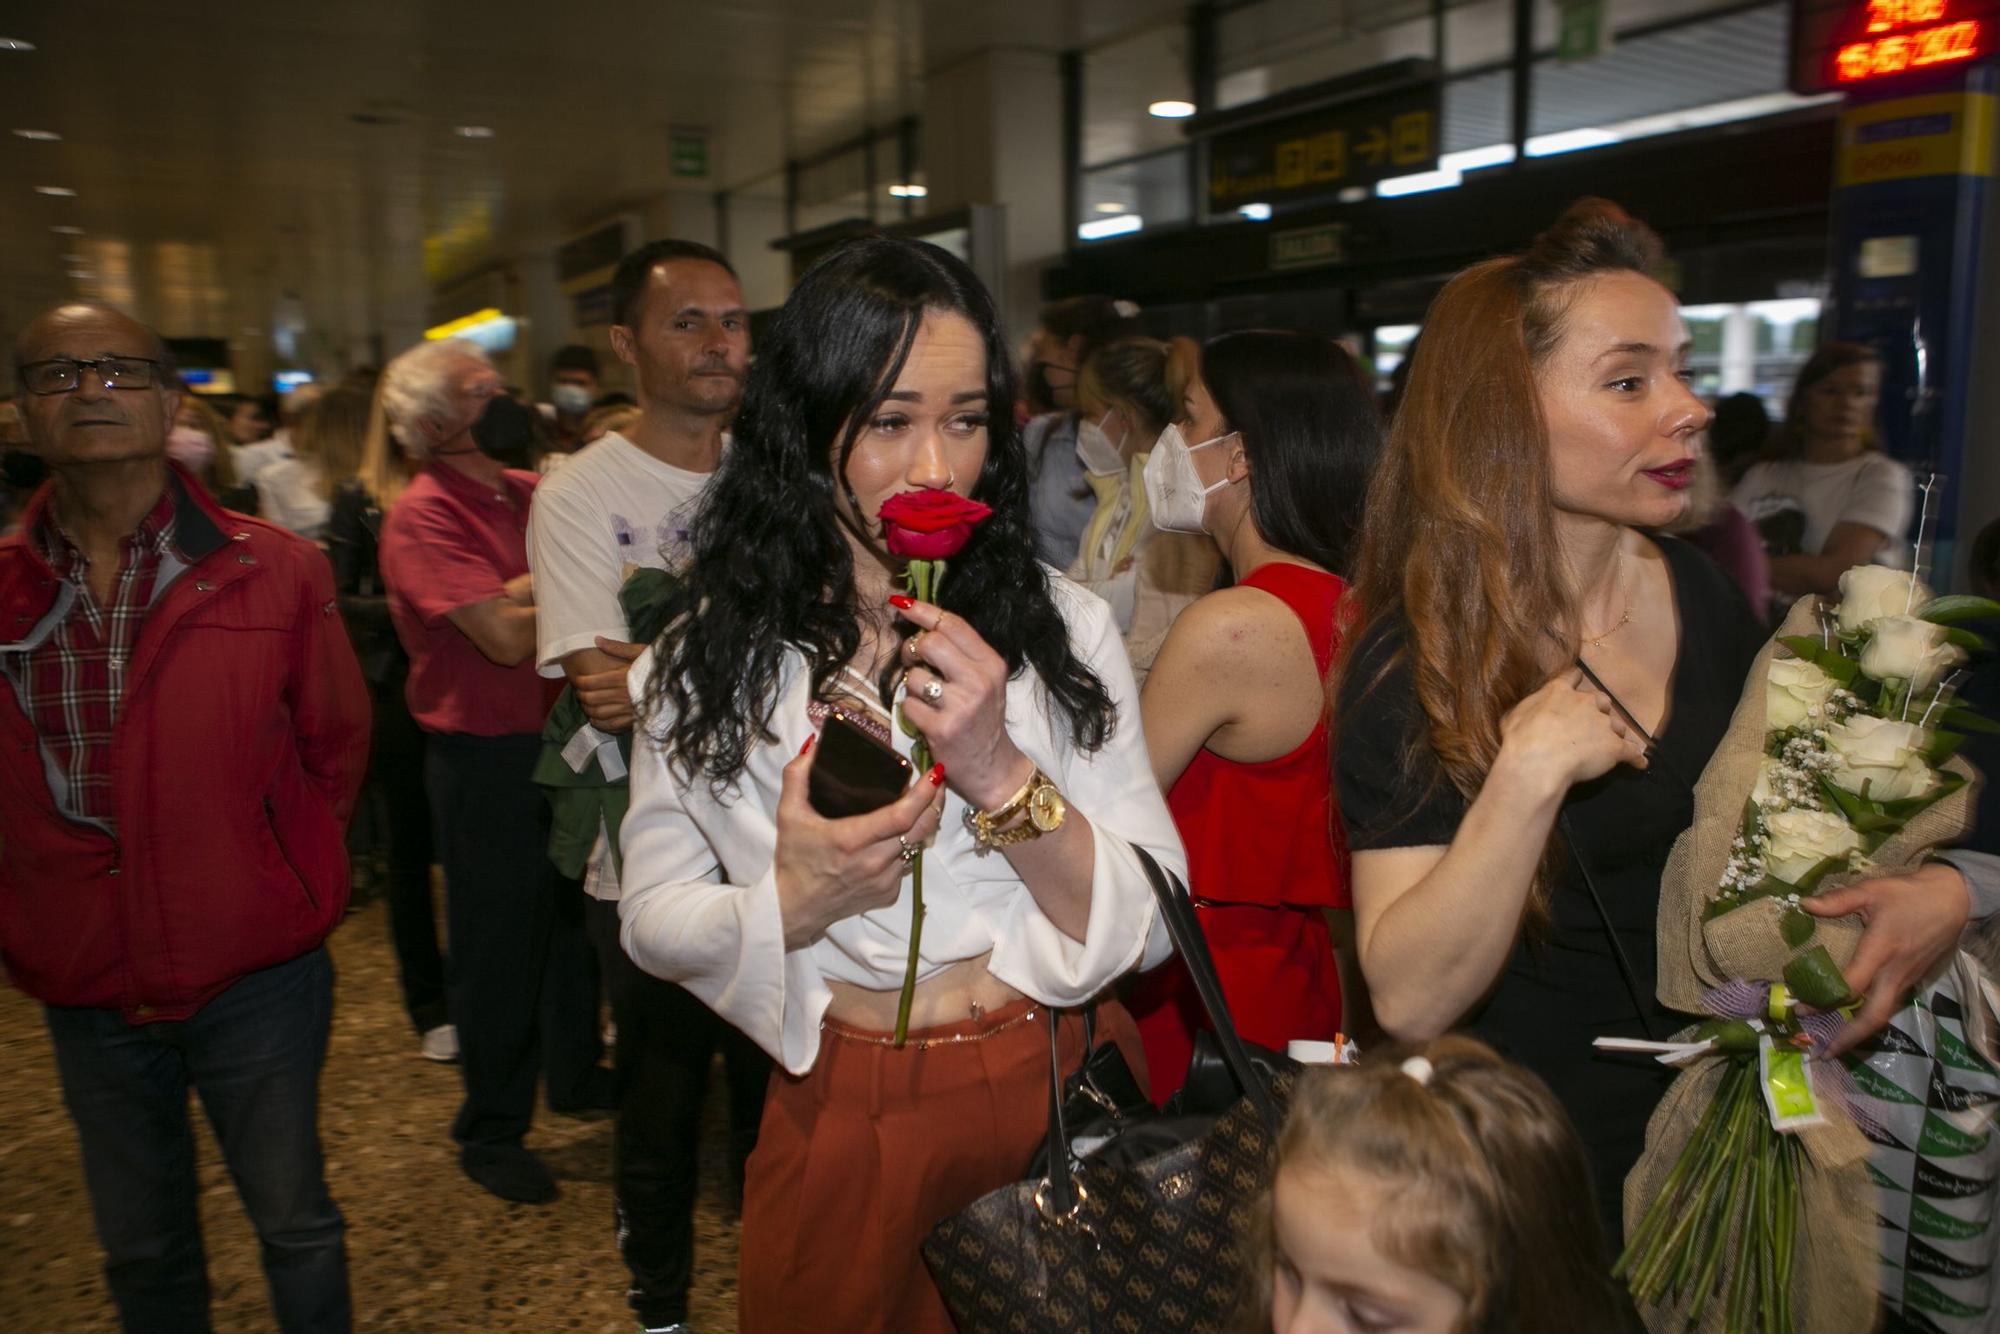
[{"xmin": 0, "ymin": 898, "xmax": 742, "ymax": 1332}]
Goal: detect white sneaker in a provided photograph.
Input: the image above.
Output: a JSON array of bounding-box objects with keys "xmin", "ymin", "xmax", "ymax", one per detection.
[{"xmin": 420, "ymin": 1024, "xmax": 460, "ymax": 1063}]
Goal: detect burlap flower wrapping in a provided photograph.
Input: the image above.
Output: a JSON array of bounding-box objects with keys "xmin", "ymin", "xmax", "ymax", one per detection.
[{"xmin": 1628, "ymin": 595, "xmax": 1978, "ymax": 1333}]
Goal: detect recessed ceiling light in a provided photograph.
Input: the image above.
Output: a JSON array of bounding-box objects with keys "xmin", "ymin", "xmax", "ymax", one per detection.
[
  {"xmin": 35, "ymin": 185, "xmax": 76, "ymax": 197},
  {"xmin": 0, "ymin": 38, "xmax": 36, "ymax": 52},
  {"xmin": 50, "ymin": 224, "xmax": 84, "ymax": 235},
  {"xmin": 12, "ymin": 128, "xmax": 60, "ymax": 141},
  {"xmin": 1148, "ymin": 100, "xmax": 1197, "ymax": 119},
  {"xmin": 887, "ymin": 183, "xmax": 927, "ymax": 198},
  {"xmin": 454, "ymin": 125, "xmax": 495, "ymax": 139}
]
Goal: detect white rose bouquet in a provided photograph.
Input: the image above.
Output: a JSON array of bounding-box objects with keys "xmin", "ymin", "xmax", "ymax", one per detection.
[{"xmin": 1613, "ymin": 568, "xmax": 1997, "ymax": 1333}]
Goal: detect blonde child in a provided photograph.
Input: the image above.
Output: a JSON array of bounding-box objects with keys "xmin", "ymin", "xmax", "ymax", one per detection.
[{"xmin": 1244, "ymin": 1035, "xmax": 1621, "ymax": 1333}]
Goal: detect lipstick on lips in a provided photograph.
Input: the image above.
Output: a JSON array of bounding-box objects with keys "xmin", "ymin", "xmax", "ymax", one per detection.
[{"xmin": 1644, "ymin": 459, "xmax": 1695, "ymax": 490}]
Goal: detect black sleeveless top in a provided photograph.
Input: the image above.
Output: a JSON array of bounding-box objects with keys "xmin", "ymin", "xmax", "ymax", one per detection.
[{"xmin": 1334, "ymin": 536, "xmax": 1767, "ymax": 1233}]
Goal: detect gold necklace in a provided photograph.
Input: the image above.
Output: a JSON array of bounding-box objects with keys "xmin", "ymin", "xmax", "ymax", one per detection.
[{"xmin": 1579, "ymin": 549, "xmax": 1633, "ymax": 651}]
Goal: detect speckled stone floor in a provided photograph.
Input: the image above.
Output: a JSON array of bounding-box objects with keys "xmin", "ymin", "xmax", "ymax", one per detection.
[{"xmin": 0, "ymin": 899, "xmax": 743, "ymax": 1332}]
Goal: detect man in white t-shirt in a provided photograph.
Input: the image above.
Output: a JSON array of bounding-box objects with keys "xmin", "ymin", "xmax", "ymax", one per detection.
[{"xmin": 526, "ymin": 238, "xmax": 767, "ymax": 1334}]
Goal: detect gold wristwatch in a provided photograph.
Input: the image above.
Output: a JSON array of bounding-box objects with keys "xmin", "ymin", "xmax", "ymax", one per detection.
[{"xmin": 965, "ymin": 766, "xmax": 1067, "ymax": 849}]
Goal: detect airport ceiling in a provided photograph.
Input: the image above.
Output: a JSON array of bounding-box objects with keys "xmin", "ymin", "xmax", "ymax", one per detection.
[{"xmin": 0, "ymin": 0, "xmax": 1190, "ymax": 360}]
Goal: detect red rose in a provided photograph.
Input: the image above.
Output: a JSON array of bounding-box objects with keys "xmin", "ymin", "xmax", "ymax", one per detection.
[{"xmin": 878, "ymin": 489, "xmax": 993, "ymax": 561}]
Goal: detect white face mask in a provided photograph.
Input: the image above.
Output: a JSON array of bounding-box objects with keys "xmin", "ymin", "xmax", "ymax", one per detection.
[
  {"xmin": 1076, "ymin": 412, "xmax": 1127, "ymax": 476},
  {"xmin": 1143, "ymin": 424, "xmax": 1235, "ymax": 533}
]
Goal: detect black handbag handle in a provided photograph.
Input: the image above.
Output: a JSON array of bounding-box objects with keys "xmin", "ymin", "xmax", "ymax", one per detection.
[
  {"xmin": 1131, "ymin": 845, "xmax": 1282, "ymax": 1129},
  {"xmin": 1039, "ymin": 844, "xmax": 1282, "ymax": 1214}
]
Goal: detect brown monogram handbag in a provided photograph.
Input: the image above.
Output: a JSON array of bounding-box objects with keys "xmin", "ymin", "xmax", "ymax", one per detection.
[{"xmin": 921, "ymin": 847, "xmax": 1293, "ymax": 1332}]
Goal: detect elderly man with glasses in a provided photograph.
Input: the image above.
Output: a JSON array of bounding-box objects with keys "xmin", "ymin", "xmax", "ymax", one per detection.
[{"xmin": 0, "ymin": 303, "xmax": 370, "ymax": 1333}]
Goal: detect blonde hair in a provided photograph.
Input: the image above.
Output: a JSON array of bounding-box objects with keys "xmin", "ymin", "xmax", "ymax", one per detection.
[
  {"xmin": 296, "ymin": 385, "xmax": 376, "ymax": 502},
  {"xmin": 357, "ymin": 384, "xmax": 418, "ymax": 512},
  {"xmin": 580, "ymin": 402, "xmax": 640, "ymax": 445},
  {"xmin": 176, "ymin": 393, "xmax": 241, "ymax": 492},
  {"xmin": 1240, "ymin": 1037, "xmax": 1617, "ymax": 1334}
]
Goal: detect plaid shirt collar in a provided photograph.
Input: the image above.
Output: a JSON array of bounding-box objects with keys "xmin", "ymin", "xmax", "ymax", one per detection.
[{"xmin": 31, "ymin": 483, "xmax": 183, "ymax": 582}]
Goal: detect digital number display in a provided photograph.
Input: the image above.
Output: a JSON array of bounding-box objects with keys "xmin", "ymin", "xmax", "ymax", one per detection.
[{"xmin": 1793, "ymin": 0, "xmax": 1998, "ymax": 93}]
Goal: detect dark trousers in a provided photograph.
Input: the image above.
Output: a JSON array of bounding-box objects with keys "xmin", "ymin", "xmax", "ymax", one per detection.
[
  {"xmin": 585, "ymin": 896, "xmax": 770, "ymax": 1326},
  {"xmin": 369, "ymin": 674, "xmax": 446, "ymax": 1034},
  {"xmin": 44, "ymin": 948, "xmax": 350, "ymax": 1334},
  {"xmin": 425, "ymin": 732, "xmax": 604, "ymax": 1157}
]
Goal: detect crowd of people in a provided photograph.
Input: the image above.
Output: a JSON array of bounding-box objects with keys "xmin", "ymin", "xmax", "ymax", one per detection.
[{"xmin": 1, "ymin": 195, "xmax": 1996, "ymax": 1334}]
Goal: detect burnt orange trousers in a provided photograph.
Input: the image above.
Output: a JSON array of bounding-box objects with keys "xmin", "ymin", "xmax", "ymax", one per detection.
[{"xmin": 738, "ymin": 997, "xmax": 1143, "ymax": 1334}]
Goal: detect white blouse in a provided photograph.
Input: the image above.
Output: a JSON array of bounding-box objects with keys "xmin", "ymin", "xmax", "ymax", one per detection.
[{"xmin": 617, "ymin": 574, "xmax": 1183, "ymax": 1074}]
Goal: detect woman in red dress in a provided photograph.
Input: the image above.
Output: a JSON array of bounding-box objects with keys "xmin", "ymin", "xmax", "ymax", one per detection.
[{"xmin": 1129, "ymin": 331, "xmax": 1381, "ymax": 1101}]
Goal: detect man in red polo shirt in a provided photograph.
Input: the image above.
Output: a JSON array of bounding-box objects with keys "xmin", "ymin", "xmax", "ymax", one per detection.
[
  {"xmin": 0, "ymin": 303, "xmax": 369, "ymax": 1332},
  {"xmin": 376, "ymin": 337, "xmax": 605, "ymax": 1205}
]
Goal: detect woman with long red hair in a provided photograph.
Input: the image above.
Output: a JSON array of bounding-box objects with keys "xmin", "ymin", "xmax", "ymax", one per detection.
[{"xmin": 1331, "ymin": 199, "xmax": 1972, "ymax": 1236}]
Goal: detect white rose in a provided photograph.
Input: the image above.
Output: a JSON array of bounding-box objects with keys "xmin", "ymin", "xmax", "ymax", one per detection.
[
  {"xmin": 1825, "ymin": 714, "xmax": 1938, "ymax": 801},
  {"xmin": 1763, "ymin": 808, "xmax": 1865, "ymax": 884},
  {"xmin": 1858, "ymin": 614, "xmax": 1964, "ymax": 692},
  {"xmin": 1837, "ymin": 566, "xmax": 1930, "ymax": 635},
  {"xmin": 1750, "ymin": 755, "xmax": 1783, "ymax": 808},
  {"xmin": 1766, "ymin": 658, "xmax": 1838, "ymax": 730}
]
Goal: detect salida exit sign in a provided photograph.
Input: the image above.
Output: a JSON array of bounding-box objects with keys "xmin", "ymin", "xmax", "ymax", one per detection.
[{"xmin": 1793, "ymin": 0, "xmax": 1999, "ymax": 92}]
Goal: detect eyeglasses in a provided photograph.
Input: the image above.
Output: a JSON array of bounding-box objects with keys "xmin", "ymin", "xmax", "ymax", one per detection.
[{"xmin": 19, "ymin": 356, "xmax": 167, "ymax": 395}]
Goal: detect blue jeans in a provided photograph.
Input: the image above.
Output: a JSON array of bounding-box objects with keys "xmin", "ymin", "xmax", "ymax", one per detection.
[{"xmin": 44, "ymin": 947, "xmax": 350, "ymax": 1333}]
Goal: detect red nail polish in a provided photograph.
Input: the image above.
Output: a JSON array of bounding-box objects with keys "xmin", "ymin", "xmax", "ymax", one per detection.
[
  {"xmin": 928, "ymin": 763, "xmax": 946, "ymax": 787},
  {"xmin": 889, "ymin": 594, "xmax": 915, "ymax": 610},
  {"xmin": 800, "ymin": 735, "xmax": 815, "ymax": 756}
]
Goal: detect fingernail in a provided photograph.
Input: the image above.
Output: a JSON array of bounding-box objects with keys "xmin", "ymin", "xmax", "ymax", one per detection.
[
  {"xmin": 889, "ymin": 594, "xmax": 915, "ymax": 610},
  {"xmin": 800, "ymin": 735, "xmax": 815, "ymax": 756},
  {"xmin": 928, "ymin": 763, "xmax": 946, "ymax": 786}
]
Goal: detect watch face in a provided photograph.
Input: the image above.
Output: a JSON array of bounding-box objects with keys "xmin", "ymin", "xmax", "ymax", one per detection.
[{"xmin": 1027, "ymin": 783, "xmax": 1066, "ymax": 833}]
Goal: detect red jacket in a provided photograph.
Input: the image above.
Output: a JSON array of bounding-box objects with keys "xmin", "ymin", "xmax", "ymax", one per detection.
[{"xmin": 0, "ymin": 467, "xmax": 371, "ymax": 1019}]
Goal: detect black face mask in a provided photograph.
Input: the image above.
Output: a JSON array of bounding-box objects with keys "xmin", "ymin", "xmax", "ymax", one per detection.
[
  {"xmin": 1, "ymin": 448, "xmax": 48, "ymax": 490},
  {"xmin": 467, "ymin": 394, "xmax": 539, "ymax": 466}
]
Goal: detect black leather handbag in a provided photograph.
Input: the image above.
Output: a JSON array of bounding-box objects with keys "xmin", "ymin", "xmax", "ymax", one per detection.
[{"xmin": 921, "ymin": 847, "xmax": 1296, "ymax": 1333}]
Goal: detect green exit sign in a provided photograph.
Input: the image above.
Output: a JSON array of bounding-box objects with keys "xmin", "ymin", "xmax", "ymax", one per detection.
[{"xmin": 670, "ymin": 128, "xmax": 709, "ymax": 180}]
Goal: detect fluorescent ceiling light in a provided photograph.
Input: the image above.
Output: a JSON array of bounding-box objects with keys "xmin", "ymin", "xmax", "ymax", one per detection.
[
  {"xmin": 34, "ymin": 185, "xmax": 76, "ymax": 197},
  {"xmin": 1746, "ymin": 298, "xmax": 1823, "ymax": 325},
  {"xmin": 1237, "ymin": 203, "xmax": 1273, "ymax": 221},
  {"xmin": 1148, "ymin": 100, "xmax": 1196, "ymax": 119},
  {"xmin": 12, "ymin": 128, "xmax": 60, "ymax": 141},
  {"xmin": 1441, "ymin": 143, "xmax": 1517, "ymax": 172},
  {"xmin": 888, "ymin": 183, "xmax": 927, "ymax": 198},
  {"xmin": 1526, "ymin": 128, "xmax": 1621, "ymax": 157},
  {"xmin": 454, "ymin": 125, "xmax": 495, "ymax": 139},
  {"xmin": 1337, "ymin": 187, "xmax": 1369, "ymax": 203},
  {"xmin": 0, "ymin": 38, "xmax": 35, "ymax": 52},
  {"xmin": 1077, "ymin": 213, "xmax": 1143, "ymax": 240},
  {"xmin": 1376, "ymin": 169, "xmax": 1462, "ymax": 198},
  {"xmin": 1093, "ymin": 201, "xmax": 1127, "ymax": 214}
]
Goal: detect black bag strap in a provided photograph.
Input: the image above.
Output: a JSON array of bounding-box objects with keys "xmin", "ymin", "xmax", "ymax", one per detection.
[
  {"xmin": 1131, "ymin": 845, "xmax": 1282, "ymax": 1129},
  {"xmin": 1038, "ymin": 845, "xmax": 1282, "ymax": 1209},
  {"xmin": 1043, "ymin": 1007, "xmax": 1079, "ymax": 1214}
]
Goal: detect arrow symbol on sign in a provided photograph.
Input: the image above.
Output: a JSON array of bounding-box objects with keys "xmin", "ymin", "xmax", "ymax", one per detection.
[{"xmin": 1359, "ymin": 128, "xmax": 1388, "ymax": 165}]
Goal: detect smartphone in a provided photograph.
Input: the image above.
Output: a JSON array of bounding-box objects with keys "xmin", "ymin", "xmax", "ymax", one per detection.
[{"xmin": 807, "ymin": 708, "xmax": 914, "ymax": 819}]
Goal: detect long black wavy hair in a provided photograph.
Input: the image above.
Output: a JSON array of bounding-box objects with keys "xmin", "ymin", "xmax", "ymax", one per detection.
[{"xmin": 643, "ymin": 235, "xmax": 1116, "ymax": 792}]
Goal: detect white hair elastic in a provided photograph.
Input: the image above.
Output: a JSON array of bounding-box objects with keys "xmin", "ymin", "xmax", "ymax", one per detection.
[{"xmin": 1400, "ymin": 1056, "xmax": 1435, "ymax": 1087}]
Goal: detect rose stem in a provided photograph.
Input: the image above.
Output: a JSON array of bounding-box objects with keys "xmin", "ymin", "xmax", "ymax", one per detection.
[{"xmin": 890, "ymin": 558, "xmax": 938, "ymax": 1046}]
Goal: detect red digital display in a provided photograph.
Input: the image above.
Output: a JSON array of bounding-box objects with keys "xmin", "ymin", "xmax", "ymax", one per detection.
[{"xmin": 1792, "ymin": 0, "xmax": 2000, "ymax": 93}]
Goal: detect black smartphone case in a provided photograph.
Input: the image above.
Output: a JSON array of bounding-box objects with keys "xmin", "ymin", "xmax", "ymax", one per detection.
[{"xmin": 807, "ymin": 708, "xmax": 913, "ymax": 819}]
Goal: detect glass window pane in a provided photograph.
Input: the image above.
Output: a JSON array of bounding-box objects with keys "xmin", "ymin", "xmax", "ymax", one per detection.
[
  {"xmin": 1530, "ymin": 3, "xmax": 1806, "ymax": 147},
  {"xmin": 1079, "ymin": 150, "xmax": 1190, "ymax": 241}
]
